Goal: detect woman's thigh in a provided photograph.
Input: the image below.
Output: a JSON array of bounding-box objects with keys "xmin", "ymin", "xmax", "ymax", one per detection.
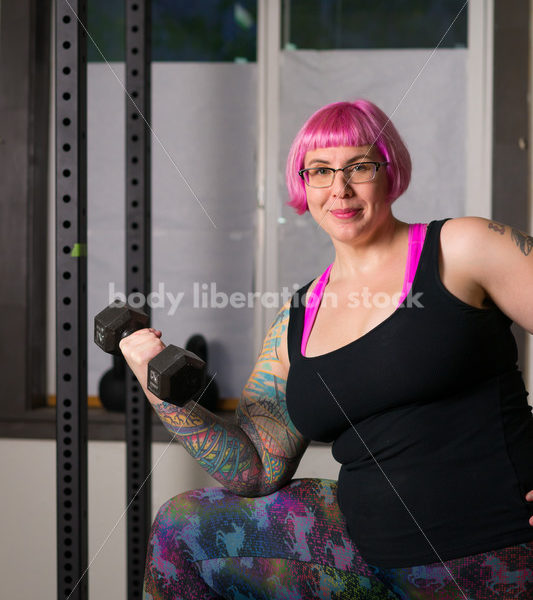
[
  {"xmin": 144, "ymin": 478, "xmax": 400, "ymax": 600},
  {"xmin": 373, "ymin": 540, "xmax": 533, "ymax": 600}
]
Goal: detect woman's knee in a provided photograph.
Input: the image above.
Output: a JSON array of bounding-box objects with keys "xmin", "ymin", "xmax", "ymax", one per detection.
[{"xmin": 152, "ymin": 488, "xmax": 222, "ymax": 536}]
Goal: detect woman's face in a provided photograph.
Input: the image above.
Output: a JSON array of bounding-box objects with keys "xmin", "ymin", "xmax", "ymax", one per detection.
[{"xmin": 302, "ymin": 144, "xmax": 390, "ymax": 243}]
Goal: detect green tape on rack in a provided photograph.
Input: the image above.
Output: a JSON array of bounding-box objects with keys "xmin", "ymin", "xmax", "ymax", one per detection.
[{"xmin": 70, "ymin": 243, "xmax": 87, "ymax": 257}]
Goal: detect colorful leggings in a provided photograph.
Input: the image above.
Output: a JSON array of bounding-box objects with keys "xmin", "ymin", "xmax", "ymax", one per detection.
[{"xmin": 143, "ymin": 478, "xmax": 533, "ymax": 599}]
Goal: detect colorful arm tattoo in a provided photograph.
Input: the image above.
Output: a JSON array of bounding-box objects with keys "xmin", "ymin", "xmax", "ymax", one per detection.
[
  {"xmin": 152, "ymin": 302, "xmax": 308, "ymax": 497},
  {"xmin": 153, "ymin": 401, "xmax": 266, "ymax": 495}
]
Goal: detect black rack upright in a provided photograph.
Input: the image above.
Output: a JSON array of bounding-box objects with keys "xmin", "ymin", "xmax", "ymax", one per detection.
[
  {"xmin": 55, "ymin": 1, "xmax": 88, "ymax": 598},
  {"xmin": 125, "ymin": 1, "xmax": 152, "ymax": 598}
]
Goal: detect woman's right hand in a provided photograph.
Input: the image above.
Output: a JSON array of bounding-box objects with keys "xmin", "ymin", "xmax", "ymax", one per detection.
[{"xmin": 118, "ymin": 328, "xmax": 164, "ymax": 394}]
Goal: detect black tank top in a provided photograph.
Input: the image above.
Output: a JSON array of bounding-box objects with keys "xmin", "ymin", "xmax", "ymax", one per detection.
[{"xmin": 286, "ymin": 218, "xmax": 533, "ymax": 567}]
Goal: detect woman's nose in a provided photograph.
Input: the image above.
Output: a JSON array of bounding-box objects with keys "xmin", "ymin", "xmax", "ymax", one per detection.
[{"xmin": 331, "ymin": 169, "xmax": 353, "ymax": 196}]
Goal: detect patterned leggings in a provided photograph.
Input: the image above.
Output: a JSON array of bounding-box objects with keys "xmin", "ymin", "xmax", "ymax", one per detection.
[{"xmin": 143, "ymin": 478, "xmax": 533, "ymax": 599}]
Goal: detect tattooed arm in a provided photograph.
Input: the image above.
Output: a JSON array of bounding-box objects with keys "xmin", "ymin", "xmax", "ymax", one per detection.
[
  {"xmin": 119, "ymin": 300, "xmax": 309, "ymax": 497},
  {"xmin": 439, "ymin": 216, "xmax": 533, "ymax": 333}
]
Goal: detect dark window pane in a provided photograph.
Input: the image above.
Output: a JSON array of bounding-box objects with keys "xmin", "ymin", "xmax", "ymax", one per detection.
[
  {"xmin": 88, "ymin": 0, "xmax": 125, "ymax": 61},
  {"xmin": 282, "ymin": 0, "xmax": 468, "ymax": 50},
  {"xmin": 153, "ymin": 0, "xmax": 257, "ymax": 61},
  {"xmin": 87, "ymin": 0, "xmax": 257, "ymax": 62}
]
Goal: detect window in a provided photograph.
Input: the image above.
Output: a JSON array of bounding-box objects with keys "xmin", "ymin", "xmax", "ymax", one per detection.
[
  {"xmin": 282, "ymin": 0, "xmax": 467, "ymax": 50},
  {"xmin": 88, "ymin": 0, "xmax": 257, "ymax": 62}
]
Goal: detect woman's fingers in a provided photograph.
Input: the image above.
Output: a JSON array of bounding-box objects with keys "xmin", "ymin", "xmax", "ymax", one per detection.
[{"xmin": 119, "ymin": 328, "xmax": 166, "ymax": 371}]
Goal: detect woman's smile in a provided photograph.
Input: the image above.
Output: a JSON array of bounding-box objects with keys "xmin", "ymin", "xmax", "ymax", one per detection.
[{"xmin": 329, "ymin": 207, "xmax": 363, "ymax": 219}]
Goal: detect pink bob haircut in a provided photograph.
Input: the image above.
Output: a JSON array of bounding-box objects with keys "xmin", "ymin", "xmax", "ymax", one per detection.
[{"xmin": 286, "ymin": 100, "xmax": 412, "ymax": 215}]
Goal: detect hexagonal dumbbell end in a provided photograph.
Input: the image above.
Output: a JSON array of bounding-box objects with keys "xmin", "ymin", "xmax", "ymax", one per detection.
[
  {"xmin": 94, "ymin": 302, "xmax": 149, "ymax": 354},
  {"xmin": 147, "ymin": 344, "xmax": 206, "ymax": 407}
]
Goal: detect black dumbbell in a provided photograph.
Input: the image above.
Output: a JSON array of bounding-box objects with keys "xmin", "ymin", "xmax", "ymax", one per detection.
[
  {"xmin": 185, "ymin": 334, "xmax": 219, "ymax": 412},
  {"xmin": 94, "ymin": 302, "xmax": 206, "ymax": 407},
  {"xmin": 94, "ymin": 302, "xmax": 149, "ymax": 354}
]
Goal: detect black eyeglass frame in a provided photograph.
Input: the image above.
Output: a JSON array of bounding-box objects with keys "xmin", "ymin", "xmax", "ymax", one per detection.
[{"xmin": 298, "ymin": 160, "xmax": 389, "ymax": 188}]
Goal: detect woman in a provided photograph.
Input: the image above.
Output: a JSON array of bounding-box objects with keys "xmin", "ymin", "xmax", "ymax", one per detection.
[{"xmin": 121, "ymin": 100, "xmax": 533, "ymax": 599}]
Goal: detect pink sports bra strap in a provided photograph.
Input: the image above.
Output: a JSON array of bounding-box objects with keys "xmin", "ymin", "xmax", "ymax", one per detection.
[
  {"xmin": 301, "ymin": 263, "xmax": 333, "ymax": 356},
  {"xmin": 301, "ymin": 223, "xmax": 428, "ymax": 356},
  {"xmin": 397, "ymin": 222, "xmax": 427, "ymax": 307}
]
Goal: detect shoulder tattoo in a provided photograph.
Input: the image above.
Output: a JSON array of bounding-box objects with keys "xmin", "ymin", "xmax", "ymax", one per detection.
[
  {"xmin": 511, "ymin": 228, "xmax": 533, "ymax": 256},
  {"xmin": 488, "ymin": 221, "xmax": 533, "ymax": 257},
  {"xmin": 488, "ymin": 221, "xmax": 505, "ymax": 235}
]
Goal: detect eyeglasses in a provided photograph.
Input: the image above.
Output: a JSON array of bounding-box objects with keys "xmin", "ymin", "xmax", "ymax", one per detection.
[{"xmin": 298, "ymin": 161, "xmax": 389, "ymax": 188}]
